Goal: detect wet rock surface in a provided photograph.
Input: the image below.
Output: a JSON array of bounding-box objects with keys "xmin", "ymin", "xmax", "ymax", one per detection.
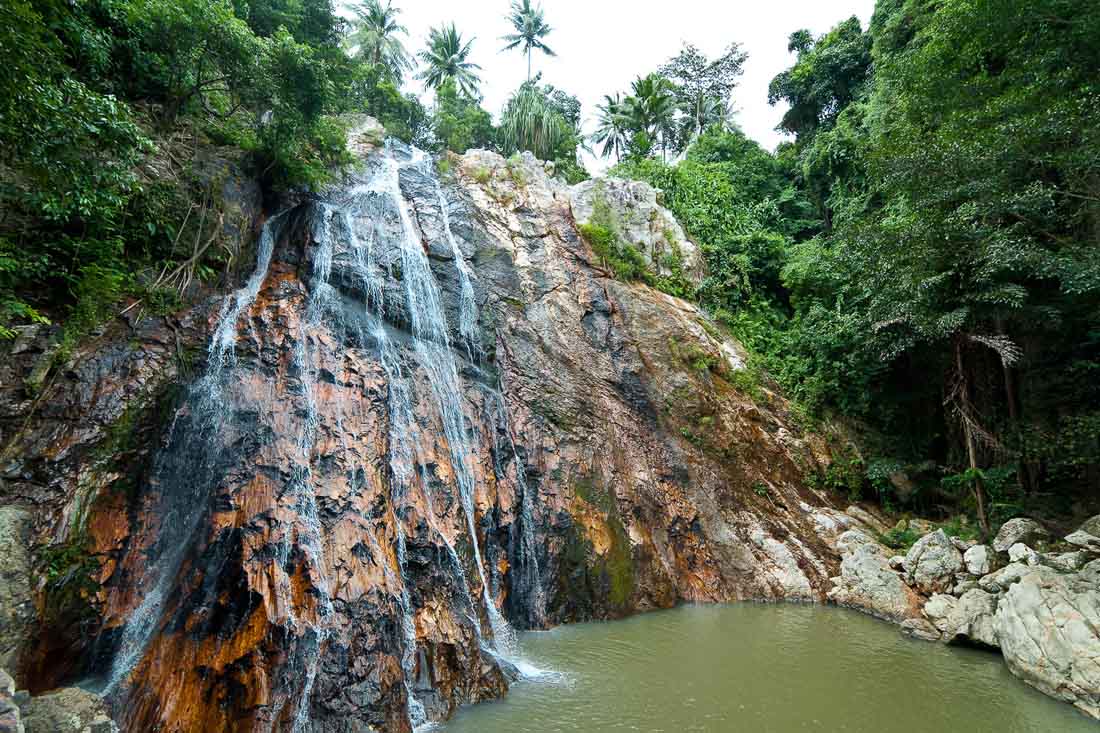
[{"xmin": 996, "ymin": 562, "xmax": 1100, "ymax": 719}]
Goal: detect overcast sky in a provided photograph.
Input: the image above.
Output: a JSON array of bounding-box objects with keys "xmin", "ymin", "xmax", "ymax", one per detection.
[{"xmin": 356, "ymin": 0, "xmax": 876, "ymax": 168}]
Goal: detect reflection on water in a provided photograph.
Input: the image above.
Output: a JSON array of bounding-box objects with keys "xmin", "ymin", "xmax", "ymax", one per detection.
[{"xmin": 441, "ymin": 603, "xmax": 1094, "ymax": 733}]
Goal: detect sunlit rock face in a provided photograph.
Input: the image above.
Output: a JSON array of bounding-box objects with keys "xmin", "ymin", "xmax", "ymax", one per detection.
[{"xmin": 3, "ymin": 129, "xmax": 844, "ymax": 732}]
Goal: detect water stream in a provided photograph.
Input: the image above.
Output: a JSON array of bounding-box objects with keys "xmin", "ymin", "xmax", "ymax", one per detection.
[{"xmin": 103, "ymin": 212, "xmax": 285, "ymax": 696}]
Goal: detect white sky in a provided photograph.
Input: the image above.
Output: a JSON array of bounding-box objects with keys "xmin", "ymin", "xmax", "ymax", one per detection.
[{"xmin": 356, "ymin": 1, "xmax": 876, "ymax": 169}]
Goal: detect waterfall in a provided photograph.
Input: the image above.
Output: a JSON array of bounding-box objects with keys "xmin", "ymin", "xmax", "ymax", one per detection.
[
  {"xmin": 104, "ymin": 213, "xmax": 284, "ymax": 695},
  {"xmin": 286, "ymin": 206, "xmax": 339, "ymax": 732},
  {"xmin": 105, "ymin": 139, "xmax": 529, "ymax": 731},
  {"xmin": 369, "ymin": 152, "xmax": 517, "ymax": 657},
  {"xmin": 486, "ymin": 389, "xmax": 545, "ymax": 628},
  {"xmin": 409, "ymin": 150, "xmax": 481, "ymax": 362}
]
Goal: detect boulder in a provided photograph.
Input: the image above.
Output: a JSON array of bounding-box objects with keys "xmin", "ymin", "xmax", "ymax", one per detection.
[
  {"xmin": 0, "ymin": 508, "xmax": 35, "ymax": 679},
  {"xmin": 978, "ymin": 563, "xmax": 1031, "ymax": 594},
  {"xmin": 0, "ymin": 670, "xmax": 22, "ymax": 733},
  {"xmin": 570, "ymin": 178, "xmax": 705, "ymax": 284},
  {"xmin": 828, "ymin": 537, "xmax": 922, "ymax": 622},
  {"xmin": 1041, "ymin": 551, "xmax": 1090, "ymax": 573},
  {"xmin": 963, "ymin": 544, "xmax": 993, "ymax": 576},
  {"xmin": 904, "ymin": 529, "xmax": 964, "ymax": 594},
  {"xmin": 844, "ymin": 505, "xmax": 890, "ymax": 534},
  {"xmin": 995, "ymin": 563, "xmax": 1100, "ymax": 719},
  {"xmin": 835, "ymin": 529, "xmax": 876, "ymax": 557},
  {"xmin": 992, "ymin": 518, "xmax": 1049, "ymax": 553},
  {"xmin": 900, "ymin": 618, "xmax": 942, "ymax": 642},
  {"xmin": 20, "ymin": 688, "xmax": 116, "ymax": 733},
  {"xmin": 953, "ymin": 579, "xmax": 980, "ymax": 595},
  {"xmin": 1008, "ymin": 543, "xmax": 1040, "ymax": 566},
  {"xmin": 923, "ymin": 590, "xmax": 999, "ymax": 648},
  {"xmin": 1065, "ymin": 530, "xmax": 1100, "ymax": 554},
  {"xmin": 1080, "ymin": 515, "xmax": 1100, "ymax": 537}
]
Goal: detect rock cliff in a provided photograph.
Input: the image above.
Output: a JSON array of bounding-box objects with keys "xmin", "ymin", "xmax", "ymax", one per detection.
[{"xmin": 0, "ymin": 126, "xmax": 852, "ymax": 731}]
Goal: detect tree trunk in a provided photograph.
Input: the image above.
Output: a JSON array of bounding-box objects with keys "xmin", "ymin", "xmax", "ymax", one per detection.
[{"xmin": 955, "ymin": 338, "xmax": 991, "ymax": 537}]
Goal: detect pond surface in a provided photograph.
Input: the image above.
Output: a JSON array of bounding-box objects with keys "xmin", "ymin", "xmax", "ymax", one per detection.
[{"xmin": 440, "ymin": 603, "xmax": 1095, "ymax": 733}]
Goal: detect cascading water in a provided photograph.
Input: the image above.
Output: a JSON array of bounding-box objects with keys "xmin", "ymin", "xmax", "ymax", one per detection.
[
  {"xmin": 104, "ymin": 137, "xmax": 533, "ymax": 731},
  {"xmin": 103, "ymin": 213, "xmax": 284, "ymax": 696},
  {"xmin": 285, "ymin": 206, "xmax": 339, "ymax": 732},
  {"xmin": 408, "ymin": 150, "xmax": 481, "ymax": 363},
  {"xmin": 383, "ymin": 152, "xmax": 517, "ymax": 656}
]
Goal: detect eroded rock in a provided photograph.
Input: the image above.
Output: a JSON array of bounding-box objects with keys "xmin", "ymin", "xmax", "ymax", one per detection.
[
  {"xmin": 570, "ymin": 178, "xmax": 705, "ymax": 284},
  {"xmin": 993, "ymin": 518, "xmax": 1049, "ymax": 553},
  {"xmin": 0, "ymin": 509, "xmax": 34, "ymax": 681},
  {"xmin": 904, "ymin": 530, "xmax": 963, "ymax": 595},
  {"xmin": 828, "ymin": 531, "xmax": 921, "ymax": 622},
  {"xmin": 995, "ymin": 563, "xmax": 1100, "ymax": 719},
  {"xmin": 924, "ymin": 590, "xmax": 999, "ymax": 648},
  {"xmin": 0, "ymin": 670, "xmax": 22, "ymax": 733},
  {"xmin": 963, "ymin": 544, "xmax": 992, "ymax": 576},
  {"xmin": 20, "ymin": 688, "xmax": 116, "ymax": 733}
]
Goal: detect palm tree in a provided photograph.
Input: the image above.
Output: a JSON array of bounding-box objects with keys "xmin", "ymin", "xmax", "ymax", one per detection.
[
  {"xmin": 679, "ymin": 94, "xmax": 732, "ymax": 146},
  {"xmin": 625, "ymin": 74, "xmax": 677, "ymax": 159},
  {"xmin": 417, "ymin": 23, "xmax": 482, "ymax": 99},
  {"xmin": 346, "ymin": 0, "xmax": 413, "ymax": 85},
  {"xmin": 500, "ymin": 0, "xmax": 556, "ymax": 83},
  {"xmin": 591, "ymin": 93, "xmax": 630, "ymax": 160}
]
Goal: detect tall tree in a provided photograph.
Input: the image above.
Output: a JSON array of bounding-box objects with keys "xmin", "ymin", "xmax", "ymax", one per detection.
[
  {"xmin": 767, "ymin": 17, "xmax": 872, "ymax": 141},
  {"xmin": 417, "ymin": 23, "xmax": 482, "ymax": 98},
  {"xmin": 499, "ymin": 82, "xmax": 570, "ymax": 161},
  {"xmin": 346, "ymin": 0, "xmax": 413, "ymax": 85},
  {"xmin": 500, "ymin": 0, "xmax": 555, "ymax": 83},
  {"xmin": 660, "ymin": 42, "xmax": 746, "ymax": 148},
  {"xmin": 591, "ymin": 93, "xmax": 630, "ymax": 160},
  {"xmin": 624, "ymin": 74, "xmax": 677, "ymax": 160}
]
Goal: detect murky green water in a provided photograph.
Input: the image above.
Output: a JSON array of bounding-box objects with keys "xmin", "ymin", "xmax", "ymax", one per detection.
[{"xmin": 441, "ymin": 604, "xmax": 1095, "ymax": 733}]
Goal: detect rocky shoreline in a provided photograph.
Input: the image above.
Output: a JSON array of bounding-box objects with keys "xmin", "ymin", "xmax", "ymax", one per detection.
[{"xmin": 823, "ymin": 512, "xmax": 1100, "ymax": 720}]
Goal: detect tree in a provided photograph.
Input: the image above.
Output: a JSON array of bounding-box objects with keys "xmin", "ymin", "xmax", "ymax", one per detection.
[
  {"xmin": 499, "ymin": 82, "xmax": 570, "ymax": 161},
  {"xmin": 659, "ymin": 42, "xmax": 746, "ymax": 150},
  {"xmin": 428, "ymin": 78, "xmax": 494, "ymax": 154},
  {"xmin": 623, "ymin": 74, "xmax": 677, "ymax": 160},
  {"xmin": 767, "ymin": 17, "xmax": 872, "ymax": 141},
  {"xmin": 417, "ymin": 23, "xmax": 482, "ymax": 99},
  {"xmin": 346, "ymin": 0, "xmax": 413, "ymax": 85},
  {"xmin": 591, "ymin": 93, "xmax": 630, "ymax": 160},
  {"xmin": 500, "ymin": 0, "xmax": 555, "ymax": 83}
]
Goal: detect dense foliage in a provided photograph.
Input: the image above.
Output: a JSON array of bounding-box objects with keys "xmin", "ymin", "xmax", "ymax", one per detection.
[
  {"xmin": 608, "ymin": 0, "xmax": 1100, "ymax": 532},
  {"xmin": 0, "ymin": 0, "xmax": 585, "ymax": 341}
]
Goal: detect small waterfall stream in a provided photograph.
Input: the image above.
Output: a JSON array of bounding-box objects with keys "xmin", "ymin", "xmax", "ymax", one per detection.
[
  {"xmin": 368, "ymin": 151, "xmax": 517, "ymax": 658},
  {"xmin": 103, "ymin": 213, "xmax": 285, "ymax": 696}
]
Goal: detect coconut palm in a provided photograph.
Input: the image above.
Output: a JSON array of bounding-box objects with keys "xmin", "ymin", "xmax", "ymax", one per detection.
[
  {"xmin": 591, "ymin": 93, "xmax": 630, "ymax": 160},
  {"xmin": 500, "ymin": 0, "xmax": 556, "ymax": 83},
  {"xmin": 417, "ymin": 23, "xmax": 482, "ymax": 99},
  {"xmin": 679, "ymin": 94, "xmax": 733, "ymax": 146},
  {"xmin": 346, "ymin": 0, "xmax": 413, "ymax": 85},
  {"xmin": 625, "ymin": 74, "xmax": 677, "ymax": 159}
]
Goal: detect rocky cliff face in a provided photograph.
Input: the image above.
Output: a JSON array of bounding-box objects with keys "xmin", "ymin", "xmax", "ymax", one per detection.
[{"xmin": 0, "ymin": 126, "xmax": 857, "ymax": 732}]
